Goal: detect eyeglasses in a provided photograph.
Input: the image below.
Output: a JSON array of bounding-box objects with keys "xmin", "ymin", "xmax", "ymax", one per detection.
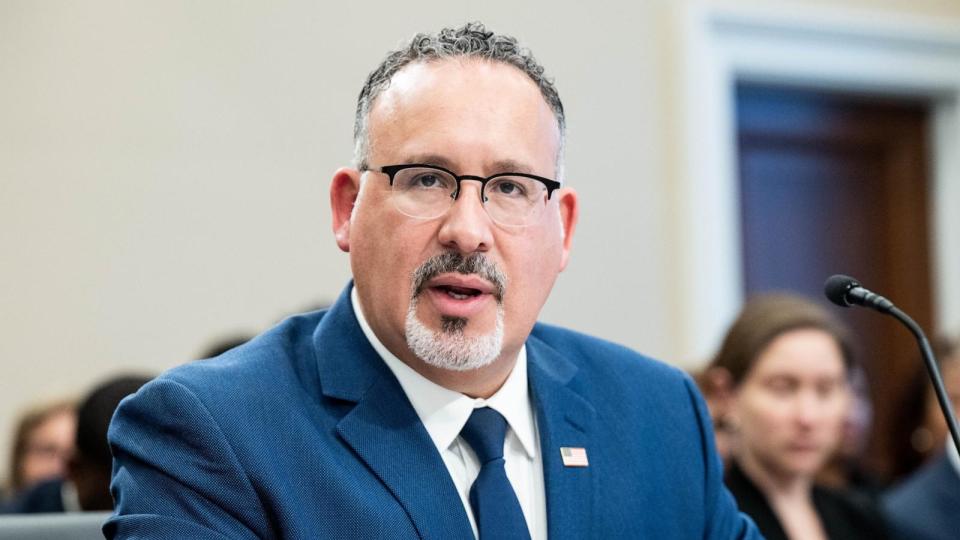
[{"xmin": 367, "ymin": 163, "xmax": 561, "ymax": 227}]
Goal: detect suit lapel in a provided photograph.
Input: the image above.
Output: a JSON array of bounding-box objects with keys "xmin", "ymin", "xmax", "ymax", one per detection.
[
  {"xmin": 527, "ymin": 335, "xmax": 597, "ymax": 540},
  {"xmin": 336, "ymin": 377, "xmax": 473, "ymax": 539},
  {"xmin": 313, "ymin": 285, "xmax": 473, "ymax": 540}
]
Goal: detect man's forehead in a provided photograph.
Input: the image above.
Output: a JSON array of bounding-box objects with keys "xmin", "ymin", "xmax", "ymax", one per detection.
[
  {"xmin": 365, "ymin": 57, "xmax": 560, "ymax": 174},
  {"xmin": 388, "ymin": 56, "xmax": 527, "ymax": 86},
  {"xmin": 371, "ymin": 58, "xmax": 549, "ymax": 121}
]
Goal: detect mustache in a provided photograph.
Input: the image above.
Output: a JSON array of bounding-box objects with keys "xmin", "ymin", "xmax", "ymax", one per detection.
[{"xmin": 412, "ymin": 252, "xmax": 507, "ymax": 302}]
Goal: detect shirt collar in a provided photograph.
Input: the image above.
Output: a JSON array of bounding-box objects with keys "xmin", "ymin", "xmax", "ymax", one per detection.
[
  {"xmin": 61, "ymin": 480, "xmax": 81, "ymax": 512},
  {"xmin": 350, "ymin": 286, "xmax": 537, "ymax": 459},
  {"xmin": 947, "ymin": 437, "xmax": 960, "ymax": 477}
]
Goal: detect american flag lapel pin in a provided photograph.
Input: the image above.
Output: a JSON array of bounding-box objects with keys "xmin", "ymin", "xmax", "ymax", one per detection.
[{"xmin": 560, "ymin": 446, "xmax": 589, "ymax": 467}]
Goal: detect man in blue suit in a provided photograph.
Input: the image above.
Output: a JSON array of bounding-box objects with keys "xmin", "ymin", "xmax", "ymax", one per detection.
[
  {"xmin": 106, "ymin": 22, "xmax": 760, "ymax": 539},
  {"xmin": 883, "ymin": 446, "xmax": 960, "ymax": 540},
  {"xmin": 883, "ymin": 345, "xmax": 960, "ymax": 540}
]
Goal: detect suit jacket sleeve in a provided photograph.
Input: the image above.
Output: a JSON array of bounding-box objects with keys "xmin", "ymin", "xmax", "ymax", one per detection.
[
  {"xmin": 105, "ymin": 378, "xmax": 268, "ymax": 539},
  {"xmin": 681, "ymin": 375, "xmax": 763, "ymax": 540}
]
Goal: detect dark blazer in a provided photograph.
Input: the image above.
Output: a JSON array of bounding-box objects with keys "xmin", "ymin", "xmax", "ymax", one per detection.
[
  {"xmin": 883, "ymin": 453, "xmax": 960, "ymax": 540},
  {"xmin": 105, "ymin": 284, "xmax": 759, "ymax": 539},
  {"xmin": 1, "ymin": 478, "xmax": 66, "ymax": 514},
  {"xmin": 725, "ymin": 461, "xmax": 888, "ymax": 540}
]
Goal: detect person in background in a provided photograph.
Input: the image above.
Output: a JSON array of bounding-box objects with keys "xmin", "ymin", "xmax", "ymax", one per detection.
[
  {"xmin": 883, "ymin": 336, "xmax": 960, "ymax": 540},
  {"xmin": 3, "ymin": 400, "xmax": 76, "ymax": 502},
  {"xmin": 707, "ymin": 293, "xmax": 889, "ymax": 540},
  {"xmin": 3, "ymin": 375, "xmax": 151, "ymax": 513}
]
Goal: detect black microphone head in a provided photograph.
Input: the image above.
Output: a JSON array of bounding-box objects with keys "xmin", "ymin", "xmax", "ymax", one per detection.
[{"xmin": 824, "ymin": 274, "xmax": 860, "ymax": 307}]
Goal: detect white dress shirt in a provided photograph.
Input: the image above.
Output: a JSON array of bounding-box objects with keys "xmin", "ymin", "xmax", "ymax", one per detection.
[
  {"xmin": 947, "ymin": 437, "xmax": 960, "ymax": 477},
  {"xmin": 351, "ymin": 288, "xmax": 546, "ymax": 540}
]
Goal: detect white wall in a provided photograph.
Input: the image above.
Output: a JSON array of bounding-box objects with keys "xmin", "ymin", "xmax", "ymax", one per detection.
[{"xmin": 2, "ymin": 0, "xmax": 959, "ymax": 487}]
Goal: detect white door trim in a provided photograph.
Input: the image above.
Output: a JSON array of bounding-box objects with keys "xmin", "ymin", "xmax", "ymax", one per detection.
[{"xmin": 671, "ymin": 2, "xmax": 960, "ymax": 364}]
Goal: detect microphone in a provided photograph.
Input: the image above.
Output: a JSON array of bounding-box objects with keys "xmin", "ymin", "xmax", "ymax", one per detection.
[
  {"xmin": 824, "ymin": 274, "xmax": 960, "ymax": 454},
  {"xmin": 824, "ymin": 274, "xmax": 894, "ymax": 312}
]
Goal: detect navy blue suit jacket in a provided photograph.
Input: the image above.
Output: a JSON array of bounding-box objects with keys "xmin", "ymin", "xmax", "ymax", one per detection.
[
  {"xmin": 106, "ymin": 284, "xmax": 759, "ymax": 539},
  {"xmin": 883, "ymin": 453, "xmax": 960, "ymax": 540}
]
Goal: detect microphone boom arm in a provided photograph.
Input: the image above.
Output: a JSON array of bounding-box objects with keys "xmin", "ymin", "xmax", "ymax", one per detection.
[
  {"xmin": 825, "ymin": 274, "xmax": 960, "ymax": 455},
  {"xmin": 888, "ymin": 306, "xmax": 960, "ymax": 456}
]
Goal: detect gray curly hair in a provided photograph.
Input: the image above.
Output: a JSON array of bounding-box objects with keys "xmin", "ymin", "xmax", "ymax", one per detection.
[{"xmin": 353, "ymin": 22, "xmax": 565, "ymax": 179}]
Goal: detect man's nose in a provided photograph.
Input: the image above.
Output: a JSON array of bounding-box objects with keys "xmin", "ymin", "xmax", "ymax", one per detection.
[{"xmin": 437, "ymin": 181, "xmax": 493, "ymax": 254}]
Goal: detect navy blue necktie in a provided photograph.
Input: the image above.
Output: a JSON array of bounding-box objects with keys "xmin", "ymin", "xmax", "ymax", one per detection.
[{"xmin": 460, "ymin": 407, "xmax": 531, "ymax": 540}]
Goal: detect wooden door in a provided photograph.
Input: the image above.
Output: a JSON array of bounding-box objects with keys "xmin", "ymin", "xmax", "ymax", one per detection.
[{"xmin": 737, "ymin": 83, "xmax": 933, "ymax": 481}]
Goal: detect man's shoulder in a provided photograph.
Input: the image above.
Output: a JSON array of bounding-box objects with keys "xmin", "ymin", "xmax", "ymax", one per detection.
[
  {"xmin": 527, "ymin": 322, "xmax": 698, "ymax": 416},
  {"xmin": 884, "ymin": 453, "xmax": 958, "ymax": 511},
  {"xmin": 529, "ymin": 321, "xmax": 687, "ymax": 383},
  {"xmin": 883, "ymin": 454, "xmax": 960, "ymax": 540},
  {"xmin": 152, "ymin": 310, "xmax": 328, "ymax": 404}
]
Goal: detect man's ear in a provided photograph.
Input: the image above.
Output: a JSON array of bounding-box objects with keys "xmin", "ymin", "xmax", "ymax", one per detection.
[
  {"xmin": 330, "ymin": 167, "xmax": 362, "ymax": 252},
  {"xmin": 556, "ymin": 187, "xmax": 579, "ymax": 271}
]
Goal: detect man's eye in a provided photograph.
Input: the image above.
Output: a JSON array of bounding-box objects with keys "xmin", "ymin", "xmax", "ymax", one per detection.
[
  {"xmin": 402, "ymin": 172, "xmax": 451, "ymax": 191},
  {"xmin": 414, "ymin": 174, "xmax": 441, "ymax": 188},
  {"xmin": 491, "ymin": 179, "xmax": 527, "ymax": 197}
]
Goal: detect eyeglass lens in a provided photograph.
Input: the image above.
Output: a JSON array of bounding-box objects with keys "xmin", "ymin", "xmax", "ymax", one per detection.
[{"xmin": 389, "ymin": 166, "xmax": 548, "ymax": 226}]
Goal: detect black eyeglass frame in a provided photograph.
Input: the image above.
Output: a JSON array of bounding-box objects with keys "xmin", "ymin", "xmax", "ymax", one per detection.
[{"xmin": 374, "ymin": 163, "xmax": 561, "ymax": 202}]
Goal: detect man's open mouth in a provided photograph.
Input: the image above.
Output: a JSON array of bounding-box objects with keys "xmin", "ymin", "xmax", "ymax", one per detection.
[
  {"xmin": 434, "ymin": 284, "xmax": 484, "ymax": 300},
  {"xmin": 411, "ymin": 252, "xmax": 507, "ymax": 302}
]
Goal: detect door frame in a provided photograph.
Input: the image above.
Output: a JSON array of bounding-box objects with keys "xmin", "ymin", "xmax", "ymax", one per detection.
[{"xmin": 670, "ymin": 2, "xmax": 960, "ymax": 364}]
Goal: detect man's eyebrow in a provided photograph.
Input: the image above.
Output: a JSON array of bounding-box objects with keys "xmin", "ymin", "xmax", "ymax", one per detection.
[
  {"xmin": 403, "ymin": 154, "xmax": 458, "ymax": 171},
  {"xmin": 402, "ymin": 155, "xmax": 538, "ymax": 176},
  {"xmin": 489, "ymin": 159, "xmax": 536, "ymax": 175}
]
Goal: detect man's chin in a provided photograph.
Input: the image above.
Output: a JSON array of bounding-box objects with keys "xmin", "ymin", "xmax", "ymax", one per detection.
[
  {"xmin": 404, "ymin": 308, "xmax": 504, "ymax": 372},
  {"xmin": 440, "ymin": 315, "xmax": 468, "ymax": 334}
]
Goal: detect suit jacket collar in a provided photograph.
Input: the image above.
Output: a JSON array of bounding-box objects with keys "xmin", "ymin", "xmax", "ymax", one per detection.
[
  {"xmin": 526, "ymin": 333, "xmax": 597, "ymax": 540},
  {"xmin": 313, "ymin": 284, "xmax": 474, "ymax": 539},
  {"xmin": 313, "ymin": 283, "xmax": 598, "ymax": 539},
  {"xmin": 312, "ymin": 283, "xmax": 390, "ymax": 402}
]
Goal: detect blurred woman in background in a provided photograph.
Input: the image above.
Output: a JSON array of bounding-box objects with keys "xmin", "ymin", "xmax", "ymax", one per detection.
[
  {"xmin": 3, "ymin": 400, "xmax": 76, "ymax": 502},
  {"xmin": 706, "ymin": 294, "xmax": 888, "ymax": 540}
]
